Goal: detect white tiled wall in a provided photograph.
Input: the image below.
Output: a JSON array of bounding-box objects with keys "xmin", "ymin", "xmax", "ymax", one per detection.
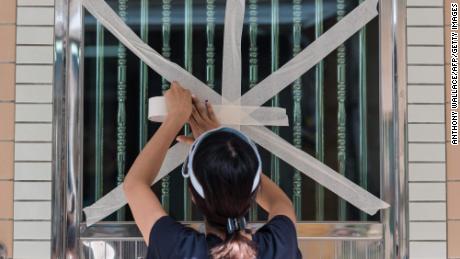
[
  {"xmin": 408, "ymin": 85, "xmax": 444, "ymax": 104},
  {"xmin": 406, "ymin": 1, "xmax": 447, "ymax": 258},
  {"xmin": 13, "ymin": 1, "xmax": 54, "ymax": 258},
  {"xmin": 17, "ymin": 7, "xmax": 54, "ymax": 26},
  {"xmin": 16, "ymin": 27, "xmax": 54, "ymax": 45},
  {"xmin": 12, "ymin": 241, "xmax": 51, "ymax": 259}
]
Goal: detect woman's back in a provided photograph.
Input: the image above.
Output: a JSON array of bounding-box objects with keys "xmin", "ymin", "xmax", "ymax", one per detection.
[{"xmin": 147, "ymin": 215, "xmax": 302, "ymax": 259}]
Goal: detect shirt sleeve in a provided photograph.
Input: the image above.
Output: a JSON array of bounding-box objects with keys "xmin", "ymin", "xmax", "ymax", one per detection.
[
  {"xmin": 146, "ymin": 215, "xmax": 209, "ymax": 259},
  {"xmin": 254, "ymin": 215, "xmax": 302, "ymax": 259}
]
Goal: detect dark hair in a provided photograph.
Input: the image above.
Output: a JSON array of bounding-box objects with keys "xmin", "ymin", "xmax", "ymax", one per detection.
[{"xmin": 188, "ymin": 131, "xmax": 259, "ymax": 259}]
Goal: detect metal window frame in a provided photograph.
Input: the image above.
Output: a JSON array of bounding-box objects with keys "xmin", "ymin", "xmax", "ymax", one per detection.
[{"xmin": 51, "ymin": 0, "xmax": 408, "ymax": 258}]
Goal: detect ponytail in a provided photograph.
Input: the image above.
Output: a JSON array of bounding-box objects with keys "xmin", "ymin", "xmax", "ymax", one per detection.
[{"xmin": 210, "ymin": 229, "xmax": 257, "ymax": 259}]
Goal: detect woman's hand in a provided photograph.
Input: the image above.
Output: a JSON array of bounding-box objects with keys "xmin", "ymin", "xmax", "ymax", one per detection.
[
  {"xmin": 164, "ymin": 81, "xmax": 192, "ymax": 125},
  {"xmin": 176, "ymin": 97, "xmax": 220, "ymax": 144}
]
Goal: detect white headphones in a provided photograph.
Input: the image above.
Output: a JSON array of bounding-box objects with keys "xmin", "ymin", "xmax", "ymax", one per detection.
[{"xmin": 181, "ymin": 127, "xmax": 262, "ymax": 199}]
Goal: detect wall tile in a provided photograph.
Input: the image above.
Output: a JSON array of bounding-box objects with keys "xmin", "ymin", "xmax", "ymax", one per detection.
[
  {"xmin": 14, "ymin": 201, "xmax": 51, "ymax": 220},
  {"xmin": 408, "ymin": 46, "xmax": 444, "ymax": 65},
  {"xmin": 408, "ymin": 66, "xmax": 444, "ymax": 84},
  {"xmin": 410, "ymin": 241, "xmax": 446, "ymax": 259},
  {"xmin": 0, "ymin": 220, "xmax": 13, "ymax": 258},
  {"xmin": 0, "ymin": 103, "xmax": 14, "ymax": 140},
  {"xmin": 448, "ymin": 182, "xmax": 460, "ymax": 220},
  {"xmin": 408, "ymin": 105, "xmax": 445, "ymax": 123},
  {"xmin": 15, "ymin": 104, "xmax": 52, "ymax": 122},
  {"xmin": 409, "ymin": 143, "xmax": 446, "ymax": 162},
  {"xmin": 0, "ymin": 142, "xmax": 14, "ymax": 180},
  {"xmin": 0, "ymin": 0, "xmax": 16, "ymax": 24},
  {"xmin": 18, "ymin": 0, "xmax": 55, "ymax": 5},
  {"xmin": 14, "ymin": 162, "xmax": 51, "ymax": 181},
  {"xmin": 447, "ymin": 143, "xmax": 460, "ymax": 180},
  {"xmin": 15, "ymin": 123, "xmax": 52, "ymax": 141},
  {"xmin": 13, "ymin": 221, "xmax": 51, "ymax": 240},
  {"xmin": 14, "ymin": 182, "xmax": 51, "ymax": 200},
  {"xmin": 14, "ymin": 241, "xmax": 51, "ymax": 259},
  {"xmin": 409, "ymin": 163, "xmax": 446, "ymax": 181},
  {"xmin": 410, "ymin": 222, "xmax": 446, "ymax": 240},
  {"xmin": 409, "ymin": 183, "xmax": 446, "ymax": 201},
  {"xmin": 407, "ymin": 8, "xmax": 444, "ymax": 26},
  {"xmin": 407, "ymin": 27, "xmax": 444, "ymax": 45},
  {"xmin": 17, "ymin": 26, "xmax": 54, "ymax": 45},
  {"xmin": 408, "ymin": 124, "xmax": 445, "ymax": 142},
  {"xmin": 0, "ymin": 63, "xmax": 15, "ymax": 101},
  {"xmin": 448, "ymin": 221, "xmax": 460, "ymax": 258},
  {"xmin": 0, "ymin": 25, "xmax": 16, "ymax": 62},
  {"xmin": 409, "ymin": 202, "xmax": 446, "ymax": 221},
  {"xmin": 16, "ymin": 84, "xmax": 52, "ymax": 103},
  {"xmin": 408, "ymin": 85, "xmax": 445, "ymax": 104},
  {"xmin": 16, "ymin": 46, "xmax": 54, "ymax": 64},
  {"xmin": 16, "ymin": 65, "xmax": 53, "ymax": 84},
  {"xmin": 407, "ymin": 0, "xmax": 443, "ymax": 6},
  {"xmin": 0, "ymin": 181, "xmax": 13, "ymax": 219},
  {"xmin": 17, "ymin": 7, "xmax": 54, "ymax": 26},
  {"xmin": 14, "ymin": 143, "xmax": 52, "ymax": 161}
]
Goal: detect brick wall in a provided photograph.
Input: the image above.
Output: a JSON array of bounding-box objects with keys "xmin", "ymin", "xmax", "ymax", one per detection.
[
  {"xmin": 445, "ymin": 0, "xmax": 460, "ymax": 258},
  {"xmin": 0, "ymin": 0, "xmax": 17, "ymax": 258}
]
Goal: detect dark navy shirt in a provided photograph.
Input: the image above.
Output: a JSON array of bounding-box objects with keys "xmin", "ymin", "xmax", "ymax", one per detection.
[{"xmin": 146, "ymin": 215, "xmax": 302, "ymax": 259}]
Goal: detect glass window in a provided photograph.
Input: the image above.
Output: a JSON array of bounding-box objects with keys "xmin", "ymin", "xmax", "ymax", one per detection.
[{"xmin": 82, "ymin": 0, "xmax": 380, "ymax": 222}]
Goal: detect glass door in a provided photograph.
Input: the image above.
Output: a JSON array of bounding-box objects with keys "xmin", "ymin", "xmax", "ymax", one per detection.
[{"xmin": 52, "ymin": 0, "xmax": 407, "ymax": 258}]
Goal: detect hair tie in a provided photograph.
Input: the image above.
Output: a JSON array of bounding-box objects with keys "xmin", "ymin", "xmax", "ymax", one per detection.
[{"xmin": 226, "ymin": 217, "xmax": 247, "ymax": 234}]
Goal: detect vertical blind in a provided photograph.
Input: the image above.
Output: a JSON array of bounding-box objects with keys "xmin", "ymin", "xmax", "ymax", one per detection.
[{"xmin": 83, "ymin": 0, "xmax": 380, "ymax": 222}]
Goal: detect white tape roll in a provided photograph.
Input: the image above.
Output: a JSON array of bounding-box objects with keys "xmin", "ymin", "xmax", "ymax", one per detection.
[{"xmin": 148, "ymin": 96, "xmax": 289, "ymax": 126}]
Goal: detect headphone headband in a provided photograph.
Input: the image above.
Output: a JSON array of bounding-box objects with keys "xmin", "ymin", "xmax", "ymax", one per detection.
[{"xmin": 181, "ymin": 127, "xmax": 262, "ymax": 199}]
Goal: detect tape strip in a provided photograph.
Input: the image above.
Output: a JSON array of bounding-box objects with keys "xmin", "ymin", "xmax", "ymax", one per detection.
[
  {"xmin": 221, "ymin": 0, "xmax": 245, "ymax": 104},
  {"xmin": 83, "ymin": 142, "xmax": 190, "ymax": 226},
  {"xmin": 81, "ymin": 0, "xmax": 222, "ymax": 103},
  {"xmin": 148, "ymin": 97, "xmax": 289, "ymax": 126},
  {"xmin": 241, "ymin": 126, "xmax": 390, "ymax": 215},
  {"xmin": 239, "ymin": 0, "xmax": 379, "ymax": 106},
  {"xmin": 81, "ymin": 0, "xmax": 284, "ymax": 133},
  {"xmin": 82, "ymin": 0, "xmax": 387, "ymax": 226}
]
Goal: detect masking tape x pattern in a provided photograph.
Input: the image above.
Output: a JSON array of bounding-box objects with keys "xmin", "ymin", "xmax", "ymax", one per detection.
[{"xmin": 81, "ymin": 0, "xmax": 389, "ymax": 226}]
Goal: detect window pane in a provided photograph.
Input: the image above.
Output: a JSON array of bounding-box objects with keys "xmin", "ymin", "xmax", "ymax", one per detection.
[{"xmin": 82, "ymin": 0, "xmax": 380, "ymax": 222}]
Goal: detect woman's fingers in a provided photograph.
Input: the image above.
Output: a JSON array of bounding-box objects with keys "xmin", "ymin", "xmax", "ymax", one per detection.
[
  {"xmin": 195, "ymin": 98, "xmax": 208, "ymax": 119},
  {"xmin": 191, "ymin": 106, "xmax": 203, "ymax": 123},
  {"xmin": 189, "ymin": 115, "xmax": 198, "ymax": 129},
  {"xmin": 205, "ymin": 101, "xmax": 219, "ymax": 123},
  {"xmin": 189, "ymin": 116, "xmax": 205, "ymax": 139}
]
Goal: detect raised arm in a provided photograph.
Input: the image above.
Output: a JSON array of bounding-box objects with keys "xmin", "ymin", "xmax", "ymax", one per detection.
[
  {"xmin": 123, "ymin": 81, "xmax": 192, "ymax": 245},
  {"xmin": 255, "ymin": 174, "xmax": 297, "ymax": 223}
]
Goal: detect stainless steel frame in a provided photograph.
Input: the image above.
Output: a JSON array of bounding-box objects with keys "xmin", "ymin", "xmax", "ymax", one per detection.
[
  {"xmin": 52, "ymin": 0, "xmax": 408, "ymax": 258},
  {"xmin": 80, "ymin": 222, "xmax": 383, "ymax": 241},
  {"xmin": 380, "ymin": 0, "xmax": 408, "ymax": 258},
  {"xmin": 53, "ymin": 0, "xmax": 84, "ymax": 258}
]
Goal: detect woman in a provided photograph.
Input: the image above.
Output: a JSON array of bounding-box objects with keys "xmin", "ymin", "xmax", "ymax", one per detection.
[{"xmin": 123, "ymin": 82, "xmax": 301, "ymax": 258}]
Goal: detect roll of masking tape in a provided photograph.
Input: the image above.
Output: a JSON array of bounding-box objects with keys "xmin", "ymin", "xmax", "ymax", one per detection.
[{"xmin": 148, "ymin": 96, "xmax": 289, "ymax": 126}]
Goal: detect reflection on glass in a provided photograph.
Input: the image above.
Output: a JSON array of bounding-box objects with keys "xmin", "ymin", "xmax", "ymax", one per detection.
[{"xmin": 83, "ymin": 0, "xmax": 380, "ymax": 222}]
